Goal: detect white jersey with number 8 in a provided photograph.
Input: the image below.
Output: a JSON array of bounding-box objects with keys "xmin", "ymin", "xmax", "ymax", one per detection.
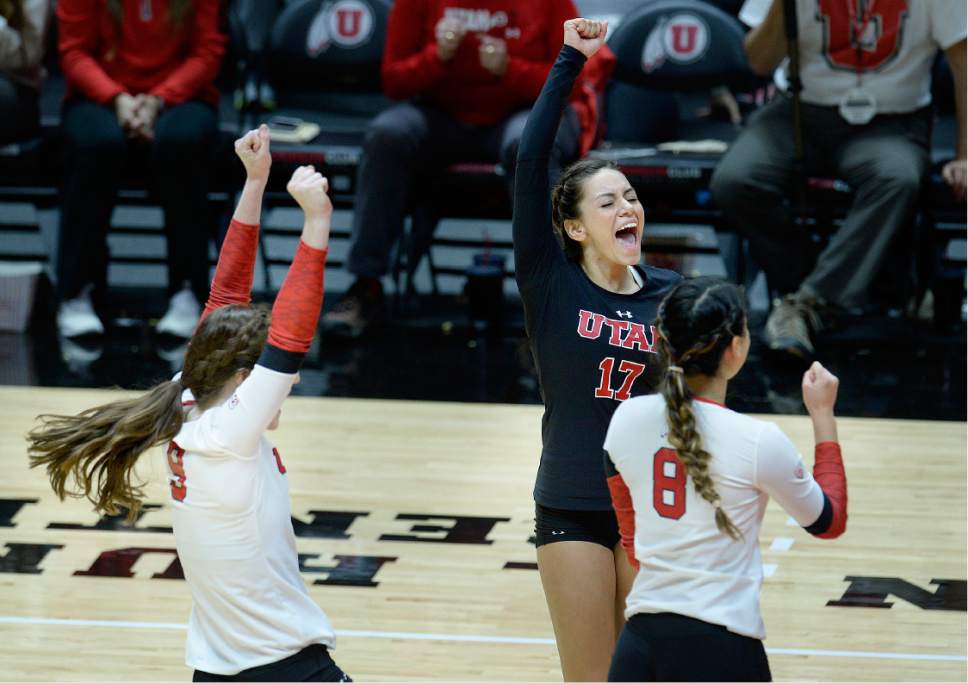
[{"xmin": 604, "ymin": 394, "xmax": 826, "ymax": 639}]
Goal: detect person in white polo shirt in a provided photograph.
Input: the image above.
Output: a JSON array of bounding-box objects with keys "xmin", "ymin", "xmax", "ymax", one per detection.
[
  {"xmin": 28, "ymin": 126, "xmax": 351, "ymax": 682},
  {"xmin": 603, "ymin": 277, "xmax": 848, "ymax": 681},
  {"xmin": 712, "ymin": 0, "xmax": 967, "ymax": 359}
]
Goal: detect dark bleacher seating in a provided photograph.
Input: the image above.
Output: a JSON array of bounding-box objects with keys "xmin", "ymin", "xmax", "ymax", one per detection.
[
  {"xmin": 250, "ymin": 0, "xmax": 514, "ymax": 296},
  {"xmin": 592, "ymin": 0, "xmax": 754, "ymax": 220},
  {"xmin": 0, "ymin": 0, "xmax": 248, "ymax": 269},
  {"xmin": 0, "ymin": 0, "xmax": 963, "ymax": 319}
]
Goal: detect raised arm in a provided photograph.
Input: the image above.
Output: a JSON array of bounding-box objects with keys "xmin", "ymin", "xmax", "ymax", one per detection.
[
  {"xmin": 757, "ymin": 363, "xmax": 847, "ymax": 540},
  {"xmin": 198, "ymin": 126, "xmax": 272, "ymax": 324},
  {"xmin": 512, "ymin": 18, "xmax": 606, "ymax": 287},
  {"xmin": 257, "ymin": 166, "xmax": 331, "ymax": 373},
  {"xmin": 211, "ymin": 166, "xmax": 332, "ymax": 455}
]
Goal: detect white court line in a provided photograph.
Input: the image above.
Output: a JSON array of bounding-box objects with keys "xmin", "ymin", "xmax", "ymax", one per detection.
[
  {"xmin": 770, "ymin": 537, "xmax": 795, "ymax": 552},
  {"xmin": 0, "ymin": 616, "xmax": 964, "ymax": 662},
  {"xmin": 762, "ymin": 563, "xmax": 778, "ymax": 578}
]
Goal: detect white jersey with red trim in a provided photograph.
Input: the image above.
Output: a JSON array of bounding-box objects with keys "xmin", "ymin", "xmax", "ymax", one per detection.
[
  {"xmin": 740, "ymin": 0, "xmax": 966, "ymax": 113},
  {"xmin": 604, "ymin": 394, "xmax": 826, "ymax": 639},
  {"xmin": 166, "ymin": 365, "xmax": 336, "ymax": 676}
]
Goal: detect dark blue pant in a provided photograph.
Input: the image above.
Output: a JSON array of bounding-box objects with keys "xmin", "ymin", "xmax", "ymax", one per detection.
[
  {"xmin": 609, "ymin": 612, "xmax": 772, "ymax": 682},
  {"xmin": 347, "ymin": 102, "xmax": 580, "ymax": 279},
  {"xmin": 0, "ymin": 75, "xmax": 39, "ymax": 145},
  {"xmin": 57, "ymin": 97, "xmax": 218, "ymax": 303}
]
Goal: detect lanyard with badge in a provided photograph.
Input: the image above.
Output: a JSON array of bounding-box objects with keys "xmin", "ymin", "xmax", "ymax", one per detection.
[{"xmin": 839, "ymin": 0, "xmax": 878, "ymax": 124}]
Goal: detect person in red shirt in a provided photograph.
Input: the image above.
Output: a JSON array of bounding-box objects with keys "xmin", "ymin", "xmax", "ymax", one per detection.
[
  {"xmin": 323, "ymin": 0, "xmax": 613, "ymax": 336},
  {"xmin": 55, "ymin": 0, "xmax": 227, "ymax": 340}
]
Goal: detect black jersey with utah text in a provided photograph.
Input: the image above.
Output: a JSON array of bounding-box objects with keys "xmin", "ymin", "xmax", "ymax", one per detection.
[{"xmin": 513, "ymin": 45, "xmax": 681, "ymax": 511}]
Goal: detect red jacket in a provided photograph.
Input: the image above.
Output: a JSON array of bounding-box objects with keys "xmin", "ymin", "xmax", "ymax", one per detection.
[
  {"xmin": 58, "ymin": 0, "xmax": 227, "ymax": 107},
  {"xmin": 382, "ymin": 0, "xmax": 614, "ymax": 153}
]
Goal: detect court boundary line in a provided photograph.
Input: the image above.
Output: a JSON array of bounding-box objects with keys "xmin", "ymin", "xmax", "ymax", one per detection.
[{"xmin": 0, "ymin": 616, "xmax": 964, "ymax": 662}]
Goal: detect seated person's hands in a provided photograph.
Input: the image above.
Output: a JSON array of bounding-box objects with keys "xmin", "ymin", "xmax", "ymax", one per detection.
[
  {"xmin": 435, "ymin": 16, "xmax": 465, "ymax": 62},
  {"xmin": 129, "ymin": 94, "xmax": 163, "ymax": 141},
  {"xmin": 114, "ymin": 92, "xmax": 139, "ymax": 137},
  {"xmin": 479, "ymin": 35, "xmax": 508, "ymax": 77},
  {"xmin": 942, "ymin": 159, "xmax": 966, "ymax": 201}
]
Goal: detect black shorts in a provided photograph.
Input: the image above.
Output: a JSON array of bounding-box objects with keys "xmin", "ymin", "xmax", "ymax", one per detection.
[
  {"xmin": 608, "ymin": 612, "xmax": 772, "ymax": 682},
  {"xmin": 534, "ymin": 503, "xmax": 620, "ymax": 549},
  {"xmin": 193, "ymin": 644, "xmax": 351, "ymax": 682}
]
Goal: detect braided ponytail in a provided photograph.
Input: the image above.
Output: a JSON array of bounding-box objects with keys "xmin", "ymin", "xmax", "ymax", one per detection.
[
  {"xmin": 27, "ymin": 304, "xmax": 269, "ymax": 521},
  {"xmin": 655, "ymin": 277, "xmax": 747, "ymax": 540}
]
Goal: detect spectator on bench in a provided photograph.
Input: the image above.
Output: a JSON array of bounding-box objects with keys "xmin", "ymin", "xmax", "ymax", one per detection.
[
  {"xmin": 55, "ymin": 0, "xmax": 227, "ymax": 339},
  {"xmin": 711, "ymin": 0, "xmax": 966, "ymax": 359},
  {"xmin": 0, "ymin": 0, "xmax": 48, "ymax": 145},
  {"xmin": 323, "ymin": 0, "xmax": 614, "ymax": 337}
]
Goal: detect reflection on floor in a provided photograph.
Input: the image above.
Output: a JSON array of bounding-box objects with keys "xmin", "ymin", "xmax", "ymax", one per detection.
[{"xmin": 3, "ymin": 286, "xmax": 965, "ymax": 421}]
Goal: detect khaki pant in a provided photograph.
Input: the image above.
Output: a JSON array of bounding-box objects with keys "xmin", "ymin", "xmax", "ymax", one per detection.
[{"xmin": 711, "ymin": 95, "xmax": 931, "ymax": 309}]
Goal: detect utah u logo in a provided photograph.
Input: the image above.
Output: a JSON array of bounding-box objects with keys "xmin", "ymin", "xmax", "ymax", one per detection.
[
  {"xmin": 642, "ymin": 13, "xmax": 710, "ymax": 73},
  {"xmin": 817, "ymin": 0, "xmax": 909, "ymax": 72},
  {"xmin": 669, "ymin": 22, "xmax": 699, "ymax": 55},
  {"xmin": 307, "ymin": 0, "xmax": 375, "ymax": 56}
]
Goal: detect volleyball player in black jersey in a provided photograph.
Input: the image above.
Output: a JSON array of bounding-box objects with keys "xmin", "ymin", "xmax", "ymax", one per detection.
[{"xmin": 513, "ymin": 18, "xmax": 681, "ymax": 681}]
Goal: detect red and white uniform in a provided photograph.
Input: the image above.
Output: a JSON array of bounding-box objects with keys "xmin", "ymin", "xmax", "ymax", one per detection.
[
  {"xmin": 166, "ymin": 217, "xmax": 333, "ymax": 675},
  {"xmin": 382, "ymin": 0, "xmax": 615, "ymax": 154},
  {"xmin": 740, "ymin": 0, "xmax": 966, "ymax": 113},
  {"xmin": 604, "ymin": 395, "xmax": 846, "ymax": 640},
  {"xmin": 168, "ymin": 373, "xmax": 336, "ymax": 675}
]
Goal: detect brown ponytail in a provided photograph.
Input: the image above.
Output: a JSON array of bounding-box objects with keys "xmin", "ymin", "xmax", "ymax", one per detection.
[
  {"xmin": 27, "ymin": 305, "xmax": 269, "ymax": 521},
  {"xmin": 655, "ymin": 277, "xmax": 747, "ymax": 540},
  {"xmin": 27, "ymin": 381, "xmax": 184, "ymax": 521}
]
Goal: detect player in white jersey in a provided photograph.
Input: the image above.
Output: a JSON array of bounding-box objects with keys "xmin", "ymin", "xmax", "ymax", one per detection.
[
  {"xmin": 603, "ymin": 277, "xmax": 847, "ymax": 681},
  {"xmin": 28, "ymin": 127, "xmax": 351, "ymax": 682}
]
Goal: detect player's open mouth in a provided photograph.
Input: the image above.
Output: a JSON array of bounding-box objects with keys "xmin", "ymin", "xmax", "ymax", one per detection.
[{"xmin": 615, "ymin": 221, "xmax": 639, "ymax": 249}]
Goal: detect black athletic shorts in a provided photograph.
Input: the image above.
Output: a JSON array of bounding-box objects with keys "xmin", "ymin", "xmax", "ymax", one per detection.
[
  {"xmin": 193, "ymin": 644, "xmax": 351, "ymax": 682},
  {"xmin": 608, "ymin": 612, "xmax": 772, "ymax": 682},
  {"xmin": 534, "ymin": 503, "xmax": 621, "ymax": 549}
]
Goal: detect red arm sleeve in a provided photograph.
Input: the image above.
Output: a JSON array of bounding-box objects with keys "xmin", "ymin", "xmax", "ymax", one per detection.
[
  {"xmin": 606, "ymin": 454, "xmax": 638, "ymax": 569},
  {"xmin": 266, "ymin": 241, "xmax": 327, "ymax": 354},
  {"xmin": 813, "ymin": 442, "xmax": 848, "ymax": 539},
  {"xmin": 199, "ymin": 219, "xmax": 259, "ymax": 324},
  {"xmin": 58, "ymin": 0, "xmax": 126, "ymax": 104},
  {"xmin": 380, "ymin": 0, "xmax": 447, "ymax": 100},
  {"xmin": 148, "ymin": 0, "xmax": 226, "ymax": 105}
]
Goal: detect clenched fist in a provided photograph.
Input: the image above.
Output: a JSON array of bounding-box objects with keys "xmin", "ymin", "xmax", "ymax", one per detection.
[
  {"xmin": 234, "ymin": 125, "xmax": 272, "ymax": 182},
  {"xmin": 563, "ymin": 18, "xmax": 608, "ymax": 59},
  {"xmin": 286, "ymin": 165, "xmax": 332, "ymax": 220},
  {"xmin": 801, "ymin": 361, "xmax": 839, "ymax": 416}
]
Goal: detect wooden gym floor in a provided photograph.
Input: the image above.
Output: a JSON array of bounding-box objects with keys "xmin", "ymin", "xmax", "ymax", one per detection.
[{"xmin": 0, "ymin": 386, "xmax": 964, "ymax": 681}]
